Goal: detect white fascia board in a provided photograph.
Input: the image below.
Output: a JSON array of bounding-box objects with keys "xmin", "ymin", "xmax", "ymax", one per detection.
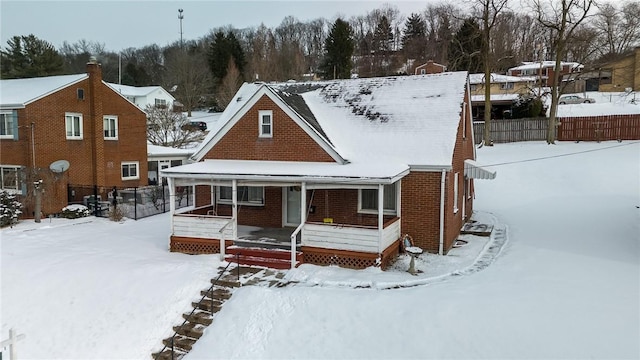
[
  {"xmin": 103, "ymin": 81, "xmax": 145, "ymax": 112},
  {"xmin": 0, "ymin": 104, "xmax": 25, "ymax": 110},
  {"xmin": 23, "ymin": 75, "xmax": 88, "ymax": 106},
  {"xmin": 409, "ymin": 164, "xmax": 452, "ymax": 172},
  {"xmin": 161, "ymin": 171, "xmax": 407, "ymax": 185}
]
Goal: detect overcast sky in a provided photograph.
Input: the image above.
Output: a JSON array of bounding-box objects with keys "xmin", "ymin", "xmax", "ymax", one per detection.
[{"xmin": 1, "ymin": 1, "xmax": 441, "ymax": 52}]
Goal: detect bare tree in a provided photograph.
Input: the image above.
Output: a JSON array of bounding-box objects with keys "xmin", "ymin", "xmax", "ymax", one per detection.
[
  {"xmin": 472, "ymin": 0, "xmax": 509, "ymax": 146},
  {"xmin": 217, "ymin": 60, "xmax": 244, "ymax": 110},
  {"xmin": 593, "ymin": 1, "xmax": 640, "ymax": 57},
  {"xmin": 532, "ymin": 0, "xmax": 595, "ymax": 144},
  {"xmin": 145, "ymin": 105, "xmax": 203, "ymax": 148},
  {"xmin": 164, "ymin": 42, "xmax": 212, "ymax": 117}
]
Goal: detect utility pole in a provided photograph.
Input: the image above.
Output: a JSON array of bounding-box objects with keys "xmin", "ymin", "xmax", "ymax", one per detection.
[{"xmin": 178, "ymin": 8, "xmax": 184, "ymax": 49}]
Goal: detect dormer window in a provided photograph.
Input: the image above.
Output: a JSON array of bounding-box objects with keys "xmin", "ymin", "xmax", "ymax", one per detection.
[{"xmin": 259, "ymin": 110, "xmax": 273, "ymax": 138}]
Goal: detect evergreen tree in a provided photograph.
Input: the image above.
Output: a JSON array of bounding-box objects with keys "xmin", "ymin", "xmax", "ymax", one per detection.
[
  {"xmin": 373, "ymin": 15, "xmax": 394, "ymax": 52},
  {"xmin": 448, "ymin": 18, "xmax": 483, "ymax": 73},
  {"xmin": 402, "ymin": 13, "xmax": 427, "ymax": 59},
  {"xmin": 320, "ymin": 18, "xmax": 354, "ymax": 79},
  {"xmin": 0, "ymin": 34, "xmax": 64, "ymax": 79},
  {"xmin": 207, "ymin": 31, "xmax": 246, "ymax": 85}
]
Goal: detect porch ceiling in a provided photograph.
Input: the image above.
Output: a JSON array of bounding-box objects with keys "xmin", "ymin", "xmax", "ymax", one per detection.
[{"xmin": 161, "ymin": 159, "xmax": 410, "ymax": 185}]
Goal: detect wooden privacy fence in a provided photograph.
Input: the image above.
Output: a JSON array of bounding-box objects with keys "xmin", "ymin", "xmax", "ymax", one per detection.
[
  {"xmin": 557, "ymin": 114, "xmax": 640, "ymax": 142},
  {"xmin": 474, "ymin": 114, "xmax": 640, "ymax": 143}
]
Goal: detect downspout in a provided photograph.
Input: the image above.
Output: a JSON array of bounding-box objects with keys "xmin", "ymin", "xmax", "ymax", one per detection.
[
  {"xmin": 439, "ymin": 169, "xmax": 446, "ymax": 255},
  {"xmin": 378, "ymin": 183, "xmax": 384, "ymax": 254}
]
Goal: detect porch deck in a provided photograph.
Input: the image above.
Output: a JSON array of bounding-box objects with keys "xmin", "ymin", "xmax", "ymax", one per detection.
[{"xmin": 237, "ymin": 226, "xmax": 301, "ymax": 250}]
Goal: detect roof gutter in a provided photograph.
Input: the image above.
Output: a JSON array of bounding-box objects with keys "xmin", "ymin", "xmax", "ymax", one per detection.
[{"xmin": 160, "ymin": 171, "xmax": 408, "ymax": 185}]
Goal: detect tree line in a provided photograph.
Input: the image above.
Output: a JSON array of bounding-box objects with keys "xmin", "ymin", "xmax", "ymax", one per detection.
[{"xmin": 1, "ymin": 1, "xmax": 638, "ymax": 124}]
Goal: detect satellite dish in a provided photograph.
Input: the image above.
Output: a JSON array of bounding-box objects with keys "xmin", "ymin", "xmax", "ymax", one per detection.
[{"xmin": 49, "ymin": 160, "xmax": 70, "ymax": 173}]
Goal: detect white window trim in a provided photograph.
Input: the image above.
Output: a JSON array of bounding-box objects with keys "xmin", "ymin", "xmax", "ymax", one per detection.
[
  {"xmin": 65, "ymin": 112, "xmax": 83, "ymax": 140},
  {"xmin": 217, "ymin": 186, "xmax": 265, "ymax": 206},
  {"xmin": 0, "ymin": 165, "xmax": 21, "ymax": 193},
  {"xmin": 453, "ymin": 172, "xmax": 459, "ymax": 214},
  {"xmin": 0, "ymin": 111, "xmax": 14, "ymax": 139},
  {"xmin": 103, "ymin": 115, "xmax": 118, "ymax": 140},
  {"xmin": 258, "ymin": 110, "xmax": 273, "ymax": 138},
  {"xmin": 466, "ymin": 178, "xmax": 472, "ymax": 200},
  {"xmin": 358, "ymin": 183, "xmax": 397, "ymax": 215},
  {"xmin": 121, "ymin": 161, "xmax": 140, "ymax": 180}
]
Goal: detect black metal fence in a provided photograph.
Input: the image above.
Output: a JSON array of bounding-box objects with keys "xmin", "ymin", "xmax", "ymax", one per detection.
[{"xmin": 67, "ymin": 184, "xmax": 192, "ymax": 220}]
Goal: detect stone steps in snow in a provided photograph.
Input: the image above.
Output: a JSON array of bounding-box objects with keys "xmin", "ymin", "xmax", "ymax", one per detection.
[
  {"xmin": 201, "ymin": 288, "xmax": 232, "ymax": 300},
  {"xmin": 152, "ymin": 349, "xmax": 187, "ymax": 360},
  {"xmin": 173, "ymin": 322, "xmax": 206, "ymax": 339},
  {"xmin": 162, "ymin": 334, "xmax": 196, "ymax": 352},
  {"xmin": 182, "ymin": 311, "xmax": 213, "ymax": 326},
  {"xmin": 193, "ymin": 300, "xmax": 223, "ymax": 313}
]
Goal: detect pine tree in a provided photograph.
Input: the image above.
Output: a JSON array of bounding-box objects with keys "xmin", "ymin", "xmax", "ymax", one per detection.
[
  {"xmin": 208, "ymin": 31, "xmax": 246, "ymax": 85},
  {"xmin": 402, "ymin": 13, "xmax": 427, "ymax": 59},
  {"xmin": 448, "ymin": 18, "xmax": 483, "ymax": 73},
  {"xmin": 0, "ymin": 34, "xmax": 64, "ymax": 79},
  {"xmin": 320, "ymin": 18, "xmax": 354, "ymax": 79},
  {"xmin": 374, "ymin": 16, "xmax": 394, "ymax": 52}
]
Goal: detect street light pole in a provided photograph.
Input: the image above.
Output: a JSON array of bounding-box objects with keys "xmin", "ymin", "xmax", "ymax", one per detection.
[{"xmin": 178, "ymin": 9, "xmax": 184, "ymax": 48}]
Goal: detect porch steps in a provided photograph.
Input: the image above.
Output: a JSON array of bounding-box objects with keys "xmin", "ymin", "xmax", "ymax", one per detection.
[
  {"xmin": 152, "ymin": 265, "xmax": 287, "ymax": 360},
  {"xmin": 226, "ymin": 246, "xmax": 303, "ymax": 270}
]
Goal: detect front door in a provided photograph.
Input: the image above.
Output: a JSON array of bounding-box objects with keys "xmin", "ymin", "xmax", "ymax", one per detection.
[{"xmin": 284, "ymin": 187, "xmax": 301, "ymax": 226}]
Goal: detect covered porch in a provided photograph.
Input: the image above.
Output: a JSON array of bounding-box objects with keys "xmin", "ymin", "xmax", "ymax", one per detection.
[{"xmin": 162, "ymin": 159, "xmax": 409, "ymax": 270}]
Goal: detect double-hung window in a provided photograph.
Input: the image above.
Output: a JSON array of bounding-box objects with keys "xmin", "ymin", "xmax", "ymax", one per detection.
[
  {"xmin": 0, "ymin": 111, "xmax": 15, "ymax": 139},
  {"xmin": 358, "ymin": 183, "xmax": 397, "ymax": 215},
  {"xmin": 121, "ymin": 161, "xmax": 139, "ymax": 180},
  {"xmin": 0, "ymin": 166, "xmax": 21, "ymax": 192},
  {"xmin": 218, "ymin": 186, "xmax": 264, "ymax": 206},
  {"xmin": 65, "ymin": 113, "xmax": 83, "ymax": 139},
  {"xmin": 103, "ymin": 115, "xmax": 118, "ymax": 140},
  {"xmin": 259, "ymin": 110, "xmax": 273, "ymax": 138}
]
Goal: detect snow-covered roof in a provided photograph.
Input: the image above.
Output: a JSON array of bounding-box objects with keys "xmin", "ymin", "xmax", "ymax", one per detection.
[
  {"xmin": 0, "ymin": 74, "xmax": 87, "ymax": 109},
  {"xmin": 509, "ymin": 61, "xmax": 583, "ymax": 71},
  {"xmin": 471, "ymin": 94, "xmax": 521, "ymax": 103},
  {"xmin": 183, "ymin": 72, "xmax": 469, "ymax": 180},
  {"xmin": 106, "ymin": 83, "xmax": 170, "ymax": 98},
  {"xmin": 162, "ymin": 159, "xmax": 409, "ymax": 183},
  {"xmin": 147, "ymin": 144, "xmax": 194, "ymax": 157},
  {"xmin": 468, "ymin": 73, "xmax": 537, "ymax": 84}
]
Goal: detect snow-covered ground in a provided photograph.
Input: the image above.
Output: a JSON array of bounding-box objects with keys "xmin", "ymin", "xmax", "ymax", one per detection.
[
  {"xmin": 555, "ymin": 91, "xmax": 640, "ymax": 117},
  {"xmin": 1, "ymin": 140, "xmax": 639, "ymax": 359}
]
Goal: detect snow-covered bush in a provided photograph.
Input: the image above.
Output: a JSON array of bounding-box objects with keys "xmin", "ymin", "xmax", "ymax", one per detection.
[
  {"xmin": 0, "ymin": 190, "xmax": 22, "ymax": 227},
  {"xmin": 60, "ymin": 204, "xmax": 90, "ymax": 219}
]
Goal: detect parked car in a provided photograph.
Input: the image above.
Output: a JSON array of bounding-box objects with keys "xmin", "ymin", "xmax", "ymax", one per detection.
[
  {"xmin": 181, "ymin": 121, "xmax": 207, "ymax": 131},
  {"xmin": 559, "ymin": 95, "xmax": 596, "ymax": 104}
]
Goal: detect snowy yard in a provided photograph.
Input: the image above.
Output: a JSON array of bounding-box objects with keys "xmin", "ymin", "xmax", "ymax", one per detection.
[{"xmin": 1, "ymin": 140, "xmax": 639, "ymax": 359}]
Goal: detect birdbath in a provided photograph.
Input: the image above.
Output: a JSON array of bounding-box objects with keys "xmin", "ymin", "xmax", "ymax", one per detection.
[{"xmin": 405, "ymin": 246, "xmax": 423, "ymax": 275}]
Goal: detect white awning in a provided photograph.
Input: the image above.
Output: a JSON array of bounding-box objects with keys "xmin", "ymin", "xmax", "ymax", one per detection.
[{"xmin": 464, "ymin": 159, "xmax": 497, "ymax": 180}]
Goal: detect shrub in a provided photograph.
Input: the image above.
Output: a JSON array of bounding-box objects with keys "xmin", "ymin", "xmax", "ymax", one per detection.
[
  {"xmin": 0, "ymin": 190, "xmax": 22, "ymax": 227},
  {"xmin": 108, "ymin": 204, "xmax": 125, "ymax": 222},
  {"xmin": 60, "ymin": 204, "xmax": 90, "ymax": 219}
]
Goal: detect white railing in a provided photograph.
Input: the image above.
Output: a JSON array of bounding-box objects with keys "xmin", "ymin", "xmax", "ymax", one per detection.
[
  {"xmin": 172, "ymin": 213, "xmax": 234, "ymax": 240},
  {"xmin": 301, "ymin": 218, "xmax": 401, "ymax": 253},
  {"xmin": 218, "ymin": 217, "xmax": 235, "ymax": 260}
]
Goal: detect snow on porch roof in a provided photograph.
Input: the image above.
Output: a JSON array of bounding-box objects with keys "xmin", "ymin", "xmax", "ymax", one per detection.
[{"xmin": 161, "ymin": 159, "xmax": 410, "ymax": 184}]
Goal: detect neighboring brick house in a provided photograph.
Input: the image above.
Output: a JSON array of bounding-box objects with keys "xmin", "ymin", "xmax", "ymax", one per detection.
[
  {"xmin": 468, "ymin": 73, "xmax": 537, "ymax": 120},
  {"xmin": 414, "ymin": 60, "xmax": 447, "ymax": 75},
  {"xmin": 162, "ymin": 72, "xmax": 496, "ymax": 270},
  {"xmin": 0, "ymin": 59, "xmax": 148, "ymax": 218},
  {"xmin": 597, "ymin": 47, "xmax": 640, "ymax": 92},
  {"xmin": 508, "ymin": 61, "xmax": 583, "ymax": 87}
]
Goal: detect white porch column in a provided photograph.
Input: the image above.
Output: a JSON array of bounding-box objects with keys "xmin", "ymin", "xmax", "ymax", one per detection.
[
  {"xmin": 232, "ymin": 179, "xmax": 238, "ymax": 241},
  {"xmin": 378, "ymin": 183, "xmax": 384, "ymax": 254},
  {"xmin": 168, "ymin": 177, "xmax": 176, "ymax": 250},
  {"xmin": 210, "ymin": 182, "xmax": 215, "ymax": 208},
  {"xmin": 292, "ymin": 182, "xmax": 307, "ymax": 269}
]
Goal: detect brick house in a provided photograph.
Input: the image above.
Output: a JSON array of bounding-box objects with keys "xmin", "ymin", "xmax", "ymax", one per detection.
[
  {"xmin": 414, "ymin": 60, "xmax": 447, "ymax": 75},
  {"xmin": 468, "ymin": 73, "xmax": 537, "ymax": 120},
  {"xmin": 0, "ymin": 59, "xmax": 148, "ymax": 218},
  {"xmin": 162, "ymin": 72, "xmax": 496, "ymax": 269},
  {"xmin": 597, "ymin": 47, "xmax": 640, "ymax": 92},
  {"xmin": 508, "ymin": 61, "xmax": 583, "ymax": 87}
]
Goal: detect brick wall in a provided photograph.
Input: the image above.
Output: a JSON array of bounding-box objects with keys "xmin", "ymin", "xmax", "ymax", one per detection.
[
  {"xmin": 203, "ymin": 95, "xmax": 335, "ymax": 162},
  {"xmin": 0, "ymin": 62, "xmax": 148, "ymax": 216}
]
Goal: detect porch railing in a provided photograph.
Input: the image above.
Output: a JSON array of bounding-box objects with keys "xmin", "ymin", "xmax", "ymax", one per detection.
[
  {"xmin": 301, "ymin": 217, "xmax": 400, "ymax": 253},
  {"xmin": 172, "ymin": 213, "xmax": 234, "ymax": 240}
]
